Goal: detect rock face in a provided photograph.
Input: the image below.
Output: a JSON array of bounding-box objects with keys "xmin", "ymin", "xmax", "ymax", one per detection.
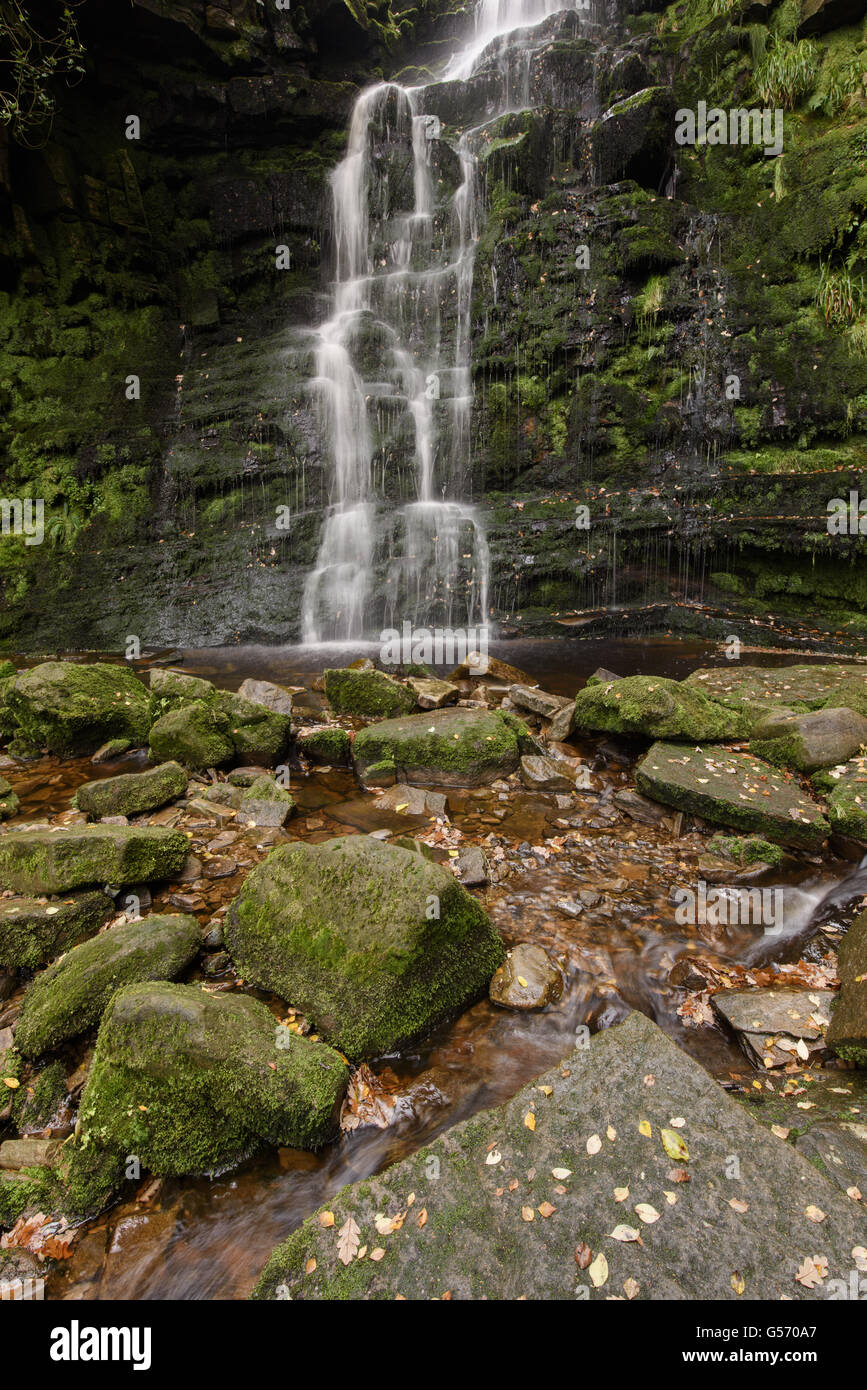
[
  {"xmin": 3, "ymin": 663, "xmax": 150, "ymax": 755},
  {"xmin": 15, "ymin": 914, "xmax": 201, "ymax": 1057},
  {"xmin": 489, "ymin": 944, "xmax": 563, "ymax": 1010},
  {"xmin": 352, "ymin": 707, "xmax": 527, "ymax": 787},
  {"xmin": 252, "ymin": 1010, "xmax": 867, "ymax": 1301},
  {"xmin": 712, "ymin": 988, "xmax": 834, "ymax": 1068},
  {"xmin": 0, "ymin": 825, "xmax": 190, "ymax": 893},
  {"xmin": 224, "ymin": 835, "xmax": 505, "ymax": 1058},
  {"xmin": 236, "ymin": 678, "xmax": 294, "ymax": 715},
  {"xmin": 750, "ymin": 707, "xmax": 867, "ymax": 773},
  {"xmin": 812, "ymin": 754, "xmax": 867, "ymax": 841},
  {"xmin": 519, "ymin": 754, "xmax": 576, "ymax": 792},
  {"xmin": 0, "ymin": 891, "xmax": 112, "ymax": 970},
  {"xmin": 74, "ymin": 761, "xmax": 188, "ymax": 819},
  {"xmin": 405, "ymin": 677, "xmax": 460, "ymax": 710},
  {"xmin": 635, "ymin": 743, "xmax": 829, "ymax": 848},
  {"xmin": 72, "ymin": 981, "xmax": 349, "ymax": 1190},
  {"xmin": 570, "ymin": 676, "xmax": 745, "ymax": 741},
  {"xmin": 324, "ymin": 668, "xmax": 415, "ymax": 718},
  {"xmin": 826, "ymin": 911, "xmax": 867, "ymax": 1066}
]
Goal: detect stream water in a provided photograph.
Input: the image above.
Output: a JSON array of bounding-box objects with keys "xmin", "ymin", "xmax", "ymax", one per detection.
[{"xmin": 2, "ymin": 638, "xmax": 863, "ymax": 1300}]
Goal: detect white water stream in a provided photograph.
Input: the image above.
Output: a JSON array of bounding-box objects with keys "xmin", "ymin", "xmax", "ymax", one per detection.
[{"xmin": 301, "ymin": 0, "xmax": 593, "ymax": 642}]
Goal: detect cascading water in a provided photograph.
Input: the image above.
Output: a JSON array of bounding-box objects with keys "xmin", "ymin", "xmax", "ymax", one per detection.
[{"xmin": 301, "ymin": 0, "xmax": 594, "ymax": 643}]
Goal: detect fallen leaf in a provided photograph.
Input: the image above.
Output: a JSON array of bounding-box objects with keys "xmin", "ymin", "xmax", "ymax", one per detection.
[
  {"xmin": 613, "ymin": 1186, "xmax": 629, "ymax": 1203},
  {"xmin": 638, "ymin": 1120, "xmax": 652, "ymax": 1138},
  {"xmin": 661, "ymin": 1128, "xmax": 689, "ymax": 1162},
  {"xmin": 771, "ymin": 1124, "xmax": 790, "ymax": 1140},
  {"xmin": 371, "ymin": 1248, "xmax": 385, "ymax": 1261},
  {"xmin": 538, "ymin": 1202, "xmax": 556, "ymax": 1219},
  {"xmin": 586, "ymin": 1133, "xmax": 602, "ymax": 1155},
  {"xmin": 588, "ymin": 1252, "xmax": 609, "ymax": 1288},
  {"xmin": 521, "ymin": 1205, "xmax": 535, "ymax": 1222},
  {"xmin": 337, "ymin": 1216, "xmax": 360, "ymax": 1265},
  {"xmin": 634, "ymin": 1203, "xmax": 660, "ymax": 1224},
  {"xmin": 524, "ymin": 1112, "xmax": 536, "ymax": 1132},
  {"xmin": 729, "ymin": 1198, "xmax": 749, "ymax": 1214},
  {"xmin": 551, "ymin": 1167, "xmax": 572, "ymax": 1180},
  {"xmin": 624, "ymin": 1277, "xmax": 640, "ymax": 1300},
  {"xmin": 610, "ymin": 1224, "xmax": 641, "ymax": 1242},
  {"xmin": 731, "ymin": 1271, "xmax": 745, "ymax": 1295},
  {"xmin": 485, "ymin": 1150, "xmax": 502, "ymax": 1166},
  {"xmin": 804, "ymin": 1205, "xmax": 826, "ymax": 1224},
  {"xmin": 574, "ymin": 1242, "xmax": 593, "ymax": 1269},
  {"xmin": 606, "ymin": 1125, "xmax": 617, "ymax": 1141},
  {"xmin": 417, "ymin": 1209, "xmax": 428, "ymax": 1228},
  {"xmin": 305, "ymin": 1257, "xmax": 317, "ymax": 1274},
  {"xmin": 795, "ymin": 1255, "xmax": 828, "ymax": 1288},
  {"xmin": 319, "ymin": 1211, "xmax": 335, "ymax": 1228}
]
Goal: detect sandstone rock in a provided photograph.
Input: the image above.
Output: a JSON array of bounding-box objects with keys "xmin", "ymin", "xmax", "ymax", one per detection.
[{"xmin": 489, "ymin": 943, "xmax": 563, "ymax": 1009}]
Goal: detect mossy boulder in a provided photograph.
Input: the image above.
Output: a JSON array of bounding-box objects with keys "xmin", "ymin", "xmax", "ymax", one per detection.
[
  {"xmin": 296, "ymin": 726, "xmax": 352, "ymax": 764},
  {"xmin": 146, "ymin": 667, "xmax": 215, "ymax": 721},
  {"xmin": 3, "ymin": 662, "xmax": 150, "ymax": 755},
  {"xmin": 707, "ymin": 834, "xmax": 785, "ymax": 869},
  {"xmin": 0, "ymin": 890, "xmax": 112, "ymax": 970},
  {"xmin": 352, "ymin": 707, "xmax": 525, "ymax": 787},
  {"xmin": 73, "ymin": 981, "xmax": 349, "ymax": 1184},
  {"xmin": 148, "ymin": 700, "xmax": 235, "ymax": 769},
  {"xmin": 685, "ymin": 665, "xmax": 867, "ymax": 726},
  {"xmin": 224, "ymin": 834, "xmax": 505, "ymax": 1059},
  {"xmin": 324, "ymin": 668, "xmax": 415, "ymax": 718},
  {"xmin": 252, "ymin": 1011, "xmax": 867, "ymax": 1302},
  {"xmin": 812, "ymin": 754, "xmax": 867, "ymax": 841},
  {"xmin": 570, "ymin": 675, "xmax": 745, "ymax": 741},
  {"xmin": 15, "ymin": 913, "xmax": 201, "ymax": 1057},
  {"xmin": 73, "ymin": 761, "xmax": 188, "ymax": 819},
  {"xmin": 215, "ymin": 690, "xmax": 291, "ymax": 764},
  {"xmin": 635, "ymin": 743, "xmax": 830, "ymax": 848},
  {"xmin": 239, "ymin": 775, "xmax": 296, "ymax": 827},
  {"xmin": 0, "ymin": 776, "xmax": 19, "ymax": 820},
  {"xmin": 825, "ymin": 911, "xmax": 867, "ymax": 1067},
  {"xmin": 0, "ymin": 825, "xmax": 189, "ymax": 893},
  {"xmin": 750, "ymin": 707, "xmax": 867, "ymax": 774},
  {"xmin": 11, "ymin": 1059, "xmax": 68, "ymax": 1132}
]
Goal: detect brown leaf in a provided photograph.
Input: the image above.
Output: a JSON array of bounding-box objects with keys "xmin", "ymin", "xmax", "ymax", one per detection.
[
  {"xmin": 574, "ymin": 1241, "xmax": 592, "ymax": 1269},
  {"xmin": 336, "ymin": 1216, "xmax": 360, "ymax": 1265}
]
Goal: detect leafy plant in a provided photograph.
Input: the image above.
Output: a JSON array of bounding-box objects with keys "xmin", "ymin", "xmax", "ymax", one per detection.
[
  {"xmin": 815, "ymin": 260, "xmax": 865, "ymax": 328},
  {"xmin": 45, "ymin": 502, "xmax": 86, "ymax": 550},
  {"xmin": 633, "ymin": 274, "xmax": 665, "ymax": 339},
  {"xmin": 754, "ymin": 37, "xmax": 819, "ymax": 109},
  {"xmin": 0, "ymin": 1, "xmax": 87, "ymax": 144},
  {"xmin": 807, "ymin": 53, "xmax": 867, "ymax": 118}
]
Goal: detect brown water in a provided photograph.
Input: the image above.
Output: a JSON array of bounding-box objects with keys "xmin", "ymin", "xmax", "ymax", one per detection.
[{"xmin": 2, "ymin": 637, "xmax": 861, "ymax": 1300}]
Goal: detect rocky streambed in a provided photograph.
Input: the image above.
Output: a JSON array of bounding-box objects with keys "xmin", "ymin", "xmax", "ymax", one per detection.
[{"xmin": 0, "ymin": 640, "xmax": 865, "ymax": 1301}]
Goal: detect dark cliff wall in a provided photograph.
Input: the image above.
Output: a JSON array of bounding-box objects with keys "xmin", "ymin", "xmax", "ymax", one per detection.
[{"xmin": 0, "ymin": 0, "xmax": 865, "ymax": 652}]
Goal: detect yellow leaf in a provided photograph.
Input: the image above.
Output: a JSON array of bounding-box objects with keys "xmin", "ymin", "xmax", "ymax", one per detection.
[
  {"xmin": 319, "ymin": 1211, "xmax": 335, "ymax": 1228},
  {"xmin": 537, "ymin": 1085, "xmax": 553, "ymax": 1097},
  {"xmin": 588, "ymin": 1252, "xmax": 609, "ymax": 1288},
  {"xmin": 517, "ymin": 976, "xmax": 528, "ymax": 987},
  {"xmin": 394, "ymin": 803, "xmax": 409, "ymax": 812},
  {"xmin": 305, "ymin": 1257, "xmax": 317, "ymax": 1274},
  {"xmin": 370, "ymin": 1248, "xmax": 385, "ymax": 1261},
  {"xmin": 613, "ymin": 1186, "xmax": 629, "ymax": 1203},
  {"xmin": 417, "ymin": 1209, "xmax": 428, "ymax": 1228},
  {"xmin": 521, "ymin": 1205, "xmax": 535, "ymax": 1222},
  {"xmin": 634, "ymin": 1203, "xmax": 660, "ymax": 1224},
  {"xmin": 610, "ymin": 1224, "xmax": 640, "ymax": 1242},
  {"xmin": 586, "ymin": 1133, "xmax": 602, "ymax": 1155},
  {"xmin": 731, "ymin": 1271, "xmax": 745, "ymax": 1295},
  {"xmin": 660, "ymin": 1128, "xmax": 689, "ymax": 1162},
  {"xmin": 638, "ymin": 1120, "xmax": 652, "ymax": 1138},
  {"xmin": 2, "ymin": 1077, "xmax": 20, "ymax": 1090},
  {"xmin": 524, "ymin": 1112, "xmax": 535, "ymax": 1132},
  {"xmin": 804, "ymin": 1205, "xmax": 826, "ymax": 1223},
  {"xmin": 538, "ymin": 1201, "xmax": 556, "ymax": 1219},
  {"xmin": 606, "ymin": 1126, "xmax": 616, "ymax": 1141}
]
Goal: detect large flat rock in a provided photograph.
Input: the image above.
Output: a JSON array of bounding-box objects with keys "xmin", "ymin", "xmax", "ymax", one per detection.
[
  {"xmin": 685, "ymin": 664, "xmax": 867, "ymax": 721},
  {"xmin": 253, "ymin": 1012, "xmax": 867, "ymax": 1301},
  {"xmin": 352, "ymin": 707, "xmax": 527, "ymax": 787},
  {"xmin": 0, "ymin": 890, "xmax": 112, "ymax": 970},
  {"xmin": 0, "ymin": 824, "xmax": 190, "ymax": 893},
  {"xmin": 635, "ymin": 742, "xmax": 829, "ymax": 848}
]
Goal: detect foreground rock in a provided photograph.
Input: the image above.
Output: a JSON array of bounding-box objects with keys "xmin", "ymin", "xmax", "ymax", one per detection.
[
  {"xmin": 225, "ymin": 835, "xmax": 504, "ymax": 1059},
  {"xmin": 0, "ymin": 825, "xmax": 189, "ymax": 893},
  {"xmin": 352, "ymin": 707, "xmax": 528, "ymax": 788},
  {"xmin": 239, "ymin": 775, "xmax": 296, "ymax": 827},
  {"xmin": 570, "ymin": 675, "xmax": 745, "ymax": 741},
  {"xmin": 2, "ymin": 662, "xmax": 150, "ymax": 756},
  {"xmin": 252, "ymin": 1011, "xmax": 866, "ymax": 1301},
  {"xmin": 148, "ymin": 701, "xmax": 235, "ymax": 768},
  {"xmin": 812, "ymin": 754, "xmax": 867, "ymax": 841},
  {"xmin": 325, "ymin": 668, "xmax": 414, "ymax": 718},
  {"xmin": 373, "ymin": 784, "xmax": 448, "ymax": 817},
  {"xmin": 635, "ymin": 743, "xmax": 829, "ymax": 848},
  {"xmin": 74, "ymin": 761, "xmax": 187, "ymax": 819},
  {"xmin": 519, "ymin": 755, "xmax": 577, "ymax": 792},
  {"xmin": 826, "ymin": 911, "xmax": 867, "ymax": 1066},
  {"xmin": 0, "ymin": 891, "xmax": 112, "ymax": 970},
  {"xmin": 147, "ymin": 670, "xmax": 292, "ymax": 768},
  {"xmin": 489, "ymin": 944, "xmax": 563, "ymax": 1010},
  {"xmin": 750, "ymin": 707, "xmax": 867, "ymax": 773},
  {"xmin": 70, "ymin": 982, "xmax": 349, "ymax": 1202},
  {"xmin": 15, "ymin": 914, "xmax": 201, "ymax": 1057}
]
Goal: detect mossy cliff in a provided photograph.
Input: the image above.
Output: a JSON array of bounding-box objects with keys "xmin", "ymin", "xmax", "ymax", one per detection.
[{"xmin": 1, "ymin": 0, "xmax": 865, "ymax": 649}]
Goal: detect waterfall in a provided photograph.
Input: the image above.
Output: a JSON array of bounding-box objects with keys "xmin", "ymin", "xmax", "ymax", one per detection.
[{"xmin": 301, "ymin": 0, "xmax": 591, "ymax": 643}]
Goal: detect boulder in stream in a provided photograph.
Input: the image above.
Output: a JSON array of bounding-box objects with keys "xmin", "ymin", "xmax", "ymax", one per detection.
[
  {"xmin": 74, "ymin": 761, "xmax": 188, "ymax": 819},
  {"xmin": 812, "ymin": 753, "xmax": 867, "ymax": 841},
  {"xmin": 14, "ymin": 913, "xmax": 201, "ymax": 1056},
  {"xmin": 238, "ymin": 775, "xmax": 296, "ymax": 827},
  {"xmin": 224, "ymin": 834, "xmax": 504, "ymax": 1058},
  {"xmin": 324, "ymin": 668, "xmax": 415, "ymax": 718},
  {"xmin": 0, "ymin": 890, "xmax": 112, "ymax": 970},
  {"xmin": 252, "ymin": 1010, "xmax": 867, "ymax": 1301},
  {"xmin": 571, "ymin": 675, "xmax": 745, "ymax": 741},
  {"xmin": 0, "ymin": 823, "xmax": 190, "ymax": 894},
  {"xmin": 3, "ymin": 662, "xmax": 150, "ymax": 756},
  {"xmin": 352, "ymin": 707, "xmax": 528, "ymax": 787},
  {"xmin": 750, "ymin": 706, "xmax": 867, "ymax": 773},
  {"xmin": 489, "ymin": 943, "xmax": 563, "ymax": 1009},
  {"xmin": 635, "ymin": 743, "xmax": 829, "ymax": 848},
  {"xmin": 685, "ymin": 664, "xmax": 867, "ymax": 726}
]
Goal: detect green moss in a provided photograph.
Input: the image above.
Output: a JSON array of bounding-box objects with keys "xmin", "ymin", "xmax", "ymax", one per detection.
[
  {"xmin": 324, "ymin": 668, "xmax": 415, "ymax": 718},
  {"xmin": 4, "ymin": 662, "xmax": 150, "ymax": 755},
  {"xmin": 11, "ymin": 1060, "xmax": 68, "ymax": 1132},
  {"xmin": 571, "ymin": 675, "xmax": 746, "ymax": 741},
  {"xmin": 352, "ymin": 708, "xmax": 523, "ymax": 786},
  {"xmin": 74, "ymin": 761, "xmax": 188, "ymax": 819},
  {"xmin": 148, "ymin": 700, "xmax": 235, "ymax": 769},
  {"xmin": 0, "ymin": 890, "xmax": 111, "ymax": 970},
  {"xmin": 297, "ymin": 726, "xmax": 351, "ymax": 763},
  {"xmin": 707, "ymin": 833, "xmax": 785, "ymax": 867},
  {"xmin": 0, "ymin": 824, "xmax": 190, "ymax": 895}
]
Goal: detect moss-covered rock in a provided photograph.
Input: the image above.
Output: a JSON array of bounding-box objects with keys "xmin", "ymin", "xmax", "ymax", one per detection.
[
  {"xmin": 74, "ymin": 761, "xmax": 188, "ymax": 819},
  {"xmin": 324, "ymin": 668, "xmax": 415, "ymax": 718},
  {"xmin": 0, "ymin": 824, "xmax": 189, "ymax": 893},
  {"xmin": 148, "ymin": 700, "xmax": 235, "ymax": 769},
  {"xmin": 352, "ymin": 707, "xmax": 525, "ymax": 787},
  {"xmin": 15, "ymin": 913, "xmax": 201, "ymax": 1057},
  {"xmin": 214, "ymin": 690, "xmax": 292, "ymax": 764},
  {"xmin": 570, "ymin": 675, "xmax": 745, "ymax": 741},
  {"xmin": 0, "ymin": 775, "xmax": 19, "ymax": 820},
  {"xmin": 686, "ymin": 666, "xmax": 867, "ymax": 724},
  {"xmin": 0, "ymin": 890, "xmax": 112, "ymax": 970},
  {"xmin": 147, "ymin": 668, "xmax": 215, "ymax": 722},
  {"xmin": 3, "ymin": 662, "xmax": 150, "ymax": 755},
  {"xmin": 635, "ymin": 742, "xmax": 830, "ymax": 848},
  {"xmin": 0, "ymin": 1165, "xmax": 63, "ymax": 1230},
  {"xmin": 72, "ymin": 981, "xmax": 349, "ymax": 1185},
  {"xmin": 812, "ymin": 753, "xmax": 867, "ymax": 840},
  {"xmin": 707, "ymin": 834, "xmax": 786, "ymax": 869},
  {"xmin": 238, "ymin": 774, "xmax": 295, "ymax": 827},
  {"xmin": 826, "ymin": 911, "xmax": 867, "ymax": 1067},
  {"xmin": 296, "ymin": 725, "xmax": 352, "ymax": 763},
  {"xmin": 750, "ymin": 707, "xmax": 867, "ymax": 773},
  {"xmin": 225, "ymin": 834, "xmax": 505, "ymax": 1059},
  {"xmin": 11, "ymin": 1060, "xmax": 68, "ymax": 1132}
]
